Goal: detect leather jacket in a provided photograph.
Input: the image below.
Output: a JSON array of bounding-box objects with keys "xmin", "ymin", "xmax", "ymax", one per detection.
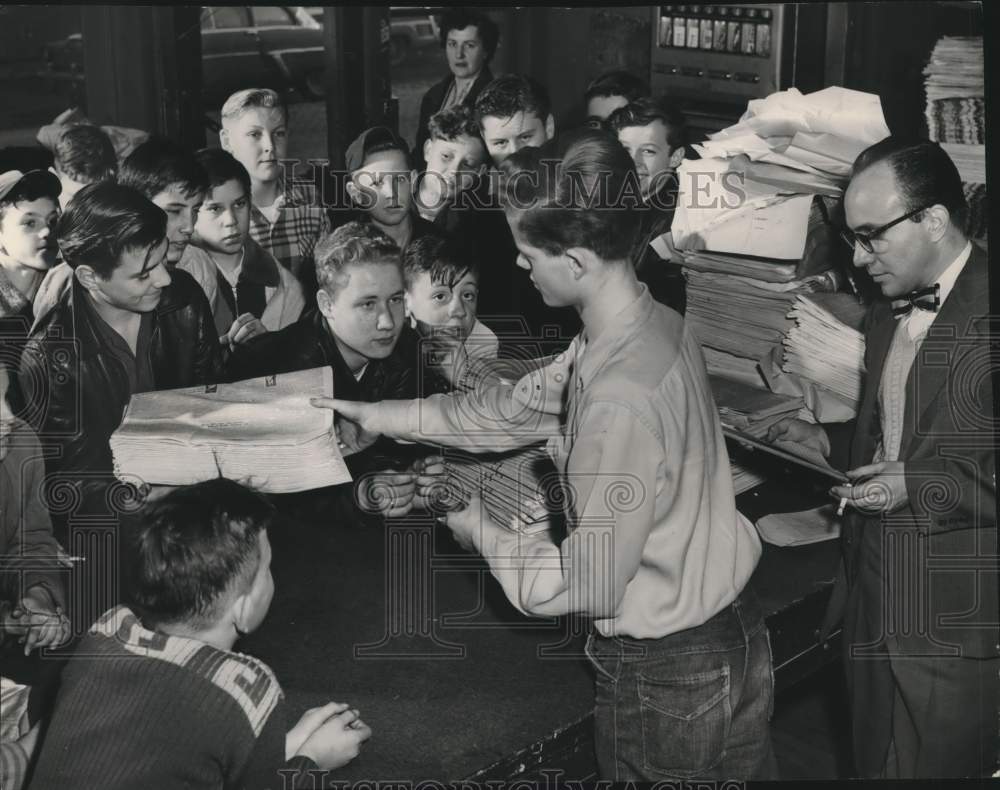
[{"xmin": 20, "ymin": 268, "xmax": 222, "ymax": 483}]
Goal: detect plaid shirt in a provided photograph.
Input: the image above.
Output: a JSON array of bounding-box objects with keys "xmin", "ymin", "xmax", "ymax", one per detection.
[{"xmin": 249, "ymin": 182, "xmax": 331, "ymax": 281}]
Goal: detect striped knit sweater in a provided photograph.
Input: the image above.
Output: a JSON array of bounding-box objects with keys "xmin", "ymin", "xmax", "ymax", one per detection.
[{"xmin": 28, "ymin": 606, "xmax": 316, "ymax": 789}]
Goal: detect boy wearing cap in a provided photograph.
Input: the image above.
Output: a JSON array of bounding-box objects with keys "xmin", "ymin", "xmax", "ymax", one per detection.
[
  {"xmin": 0, "ymin": 170, "xmax": 62, "ymax": 412},
  {"xmin": 220, "ymin": 88, "xmax": 331, "ymax": 287},
  {"xmin": 343, "ymin": 126, "xmax": 435, "ymax": 253}
]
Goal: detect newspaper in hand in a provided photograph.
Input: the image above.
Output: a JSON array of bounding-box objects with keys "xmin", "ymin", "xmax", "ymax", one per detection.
[{"xmin": 110, "ymin": 366, "xmax": 352, "ymax": 493}]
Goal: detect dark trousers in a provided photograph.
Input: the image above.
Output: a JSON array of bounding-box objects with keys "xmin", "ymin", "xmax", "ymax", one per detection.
[
  {"xmin": 585, "ymin": 586, "xmax": 778, "ymax": 781},
  {"xmin": 849, "ymin": 635, "xmax": 1000, "ymax": 778}
]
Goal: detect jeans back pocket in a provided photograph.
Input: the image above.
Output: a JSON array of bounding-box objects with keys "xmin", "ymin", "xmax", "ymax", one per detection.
[{"xmin": 638, "ymin": 664, "xmax": 732, "ymax": 778}]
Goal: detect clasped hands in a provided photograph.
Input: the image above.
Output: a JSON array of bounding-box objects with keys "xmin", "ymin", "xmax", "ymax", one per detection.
[{"xmin": 766, "ymin": 419, "xmax": 909, "ymax": 514}]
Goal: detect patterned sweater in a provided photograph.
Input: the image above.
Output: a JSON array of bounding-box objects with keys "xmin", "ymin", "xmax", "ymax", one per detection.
[{"xmin": 29, "ymin": 606, "xmax": 316, "ymax": 789}]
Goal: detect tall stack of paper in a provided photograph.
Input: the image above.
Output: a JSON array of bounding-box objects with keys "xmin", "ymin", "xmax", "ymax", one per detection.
[
  {"xmin": 110, "ymin": 367, "xmax": 352, "ymax": 493},
  {"xmin": 781, "ymin": 294, "xmax": 866, "ymax": 408},
  {"xmin": 925, "ymin": 36, "xmax": 985, "ymax": 244},
  {"xmin": 685, "ymin": 270, "xmax": 811, "ymax": 363},
  {"xmin": 442, "ymin": 445, "xmax": 557, "ymax": 535}
]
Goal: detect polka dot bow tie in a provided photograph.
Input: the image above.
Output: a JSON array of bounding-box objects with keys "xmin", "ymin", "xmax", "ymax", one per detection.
[{"xmin": 892, "ymin": 283, "xmax": 940, "ymax": 318}]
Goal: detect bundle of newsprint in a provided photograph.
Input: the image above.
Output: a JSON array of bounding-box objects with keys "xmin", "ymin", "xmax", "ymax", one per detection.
[
  {"xmin": 924, "ymin": 36, "xmax": 986, "ymax": 244},
  {"xmin": 441, "ymin": 444, "xmax": 559, "ymax": 536},
  {"xmin": 110, "ymin": 367, "xmax": 352, "ymax": 493},
  {"xmin": 652, "ymin": 87, "xmax": 886, "ymax": 490}
]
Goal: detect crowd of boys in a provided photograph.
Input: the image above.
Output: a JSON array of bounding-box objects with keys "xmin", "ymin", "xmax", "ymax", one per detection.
[{"xmin": 0, "ymin": 6, "xmax": 994, "ymax": 787}]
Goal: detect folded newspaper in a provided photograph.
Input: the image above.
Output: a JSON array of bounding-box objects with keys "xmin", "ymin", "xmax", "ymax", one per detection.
[
  {"xmin": 443, "ymin": 444, "xmax": 559, "ymax": 535},
  {"xmin": 110, "ymin": 367, "xmax": 352, "ymax": 493}
]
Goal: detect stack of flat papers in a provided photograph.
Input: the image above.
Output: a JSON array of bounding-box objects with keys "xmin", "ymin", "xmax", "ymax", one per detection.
[
  {"xmin": 443, "ymin": 445, "xmax": 557, "ymax": 535},
  {"xmin": 710, "ymin": 374, "xmax": 805, "ymax": 438},
  {"xmin": 685, "ymin": 270, "xmax": 804, "ymax": 361},
  {"xmin": 781, "ymin": 294, "xmax": 866, "ymax": 407},
  {"xmin": 110, "ymin": 367, "xmax": 352, "ymax": 493},
  {"xmin": 923, "ymin": 36, "xmax": 985, "ymax": 243},
  {"xmin": 942, "ymin": 143, "xmax": 986, "ymax": 184},
  {"xmin": 923, "ymin": 36, "xmax": 984, "ymax": 101}
]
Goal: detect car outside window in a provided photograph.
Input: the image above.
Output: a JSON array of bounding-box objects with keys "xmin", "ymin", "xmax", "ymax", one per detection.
[
  {"xmin": 207, "ymin": 6, "xmax": 251, "ymax": 29},
  {"xmin": 251, "ymin": 6, "xmax": 296, "ymax": 27}
]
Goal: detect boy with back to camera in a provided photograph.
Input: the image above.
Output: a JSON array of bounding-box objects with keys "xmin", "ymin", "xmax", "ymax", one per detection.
[
  {"xmin": 47, "ymin": 124, "xmax": 118, "ymax": 207},
  {"xmin": 29, "ymin": 477, "xmax": 370, "ymax": 789},
  {"xmin": 318, "ymin": 129, "xmax": 777, "ymax": 781}
]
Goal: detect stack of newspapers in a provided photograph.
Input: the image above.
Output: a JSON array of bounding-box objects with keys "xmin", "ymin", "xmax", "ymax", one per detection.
[
  {"xmin": 110, "ymin": 367, "xmax": 352, "ymax": 493},
  {"xmin": 442, "ymin": 444, "xmax": 558, "ymax": 534},
  {"xmin": 924, "ymin": 36, "xmax": 986, "ymax": 244},
  {"xmin": 781, "ymin": 294, "xmax": 867, "ymax": 408}
]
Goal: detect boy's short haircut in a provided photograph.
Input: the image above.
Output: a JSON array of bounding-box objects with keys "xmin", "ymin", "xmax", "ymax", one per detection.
[
  {"xmin": 474, "ymin": 75, "xmax": 551, "ymax": 127},
  {"xmin": 401, "ymin": 231, "xmax": 479, "ymax": 290},
  {"xmin": 438, "ymin": 8, "xmax": 500, "ymax": 61},
  {"xmin": 315, "ymin": 221, "xmax": 401, "ymax": 295},
  {"xmin": 56, "ymin": 182, "xmax": 167, "ymax": 278},
  {"xmin": 119, "ymin": 139, "xmax": 211, "ymax": 201},
  {"xmin": 345, "ymin": 127, "xmax": 411, "ymax": 174},
  {"xmin": 500, "ymin": 127, "xmax": 641, "ymax": 262},
  {"xmin": 194, "ymin": 148, "xmax": 252, "ymax": 199},
  {"xmin": 125, "ymin": 478, "xmax": 275, "ymax": 631},
  {"xmin": 220, "ymin": 88, "xmax": 288, "ymax": 126},
  {"xmin": 427, "ymin": 105, "xmax": 482, "ymax": 143},
  {"xmin": 53, "ymin": 125, "xmax": 118, "ymax": 185},
  {"xmin": 584, "ymin": 71, "xmax": 650, "ymax": 104},
  {"xmin": 0, "ymin": 169, "xmax": 61, "ymax": 220},
  {"xmin": 605, "ymin": 97, "xmax": 688, "ymax": 152}
]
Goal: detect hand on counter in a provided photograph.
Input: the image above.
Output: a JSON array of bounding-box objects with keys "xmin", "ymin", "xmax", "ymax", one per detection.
[{"xmin": 287, "ymin": 701, "xmax": 371, "ymax": 769}]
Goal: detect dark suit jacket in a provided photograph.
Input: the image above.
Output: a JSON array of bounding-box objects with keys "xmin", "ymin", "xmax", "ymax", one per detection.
[
  {"xmin": 412, "ymin": 67, "xmax": 493, "ymax": 173},
  {"xmin": 822, "ymin": 244, "xmax": 997, "ymax": 772}
]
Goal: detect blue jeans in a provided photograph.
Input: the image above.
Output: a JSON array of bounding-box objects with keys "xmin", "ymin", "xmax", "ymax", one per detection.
[{"xmin": 585, "ymin": 586, "xmax": 778, "ymax": 781}]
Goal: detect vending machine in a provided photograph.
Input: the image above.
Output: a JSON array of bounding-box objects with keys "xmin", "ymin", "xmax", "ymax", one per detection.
[{"xmin": 650, "ymin": 4, "xmax": 828, "ymax": 139}]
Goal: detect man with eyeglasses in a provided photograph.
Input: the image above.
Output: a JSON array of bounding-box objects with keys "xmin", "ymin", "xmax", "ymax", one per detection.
[{"xmin": 769, "ymin": 138, "xmax": 996, "ymax": 779}]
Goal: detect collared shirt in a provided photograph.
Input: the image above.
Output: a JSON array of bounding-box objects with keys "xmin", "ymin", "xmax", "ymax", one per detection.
[
  {"xmin": 370, "ymin": 286, "xmax": 761, "ymax": 639},
  {"xmin": 80, "ymin": 290, "xmax": 155, "ymax": 395},
  {"xmin": 249, "ymin": 182, "xmax": 331, "ymax": 281},
  {"xmin": 877, "ymin": 242, "xmax": 972, "ymax": 462}
]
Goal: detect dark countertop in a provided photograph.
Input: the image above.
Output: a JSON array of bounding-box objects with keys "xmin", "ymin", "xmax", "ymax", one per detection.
[{"xmin": 238, "ymin": 474, "xmax": 841, "ymax": 783}]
